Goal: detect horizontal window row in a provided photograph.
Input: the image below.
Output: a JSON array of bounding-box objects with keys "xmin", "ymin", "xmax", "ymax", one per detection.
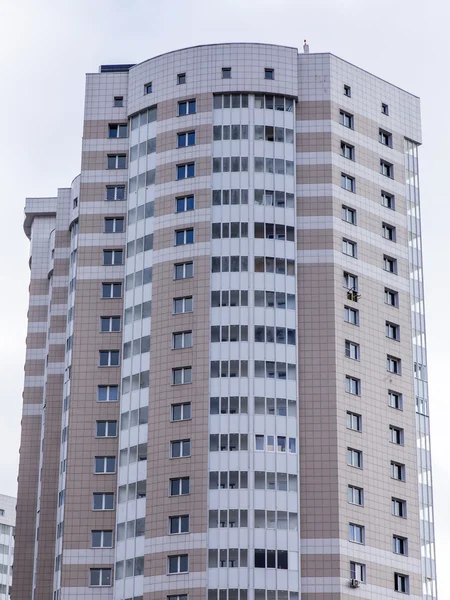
[
  {"xmin": 255, "ymin": 222, "xmax": 295, "ymax": 241},
  {"xmin": 213, "ymin": 93, "xmax": 249, "ymax": 109},
  {"xmin": 129, "ymin": 168, "xmax": 155, "ymax": 192},
  {"xmin": 210, "ymin": 434, "xmax": 248, "ymax": 451},
  {"xmin": 127, "ymin": 199, "xmax": 154, "ymax": 224},
  {"xmin": 211, "ymin": 256, "xmax": 248, "ymax": 272},
  {"xmin": 255, "ymin": 361, "xmax": 296, "ymax": 379},
  {"xmin": 209, "ymin": 509, "xmax": 247, "ymax": 528},
  {"xmin": 255, "ymin": 256, "xmax": 295, "ymax": 275},
  {"xmin": 255, "ymin": 95, "xmax": 294, "ymax": 111},
  {"xmin": 212, "ymin": 222, "xmax": 248, "ymax": 238},
  {"xmin": 119, "ymin": 443, "xmax": 147, "ymax": 466},
  {"xmin": 211, "ymin": 290, "xmax": 248, "ymax": 306},
  {"xmin": 120, "ymin": 406, "xmax": 148, "ymax": 430},
  {"xmin": 349, "ymin": 562, "xmax": 410, "ymax": 592},
  {"xmin": 255, "ymin": 125, "xmax": 294, "ymax": 143},
  {"xmin": 123, "ymin": 335, "xmax": 150, "ymax": 358},
  {"xmin": 208, "ymin": 548, "xmax": 248, "ymax": 568},
  {"xmin": 255, "ymin": 326, "xmax": 296, "ymax": 345},
  {"xmin": 126, "ymin": 233, "xmax": 153, "ymax": 257},
  {"xmin": 255, "ymin": 435, "xmax": 296, "ymax": 453},
  {"xmin": 130, "ymin": 106, "xmax": 157, "ymax": 130},
  {"xmin": 347, "ymin": 448, "xmax": 406, "ymax": 480},
  {"xmin": 211, "ymin": 325, "xmax": 247, "ymax": 342},
  {"xmin": 213, "ymin": 124, "xmax": 248, "ymax": 140},
  {"xmin": 121, "ymin": 369, "xmax": 150, "ymax": 393},
  {"xmin": 209, "ymin": 471, "xmax": 248, "ymax": 490},
  {"xmin": 210, "ymin": 360, "xmax": 248, "ymax": 378},
  {"xmin": 255, "ymin": 510, "xmax": 298, "ymax": 530},
  {"xmin": 211, "ymin": 289, "xmax": 296, "ymax": 309},
  {"xmin": 117, "ymin": 517, "xmax": 145, "ymax": 541},
  {"xmin": 115, "ymin": 556, "xmax": 144, "ymax": 579},
  {"xmin": 124, "ymin": 300, "xmax": 151, "ymax": 324},
  {"xmin": 213, "ymin": 156, "xmax": 248, "ymax": 172},
  {"xmin": 130, "ymin": 137, "xmax": 156, "ymax": 161},
  {"xmin": 118, "ymin": 480, "xmax": 146, "ymax": 502},
  {"xmin": 208, "ymin": 590, "xmax": 298, "ymax": 600},
  {"xmin": 255, "ymin": 471, "xmax": 298, "ymax": 491},
  {"xmin": 254, "ymin": 157, "xmax": 294, "ymax": 175},
  {"xmin": 125, "ymin": 266, "xmax": 152, "ymax": 290},
  {"xmin": 255, "ymin": 189, "xmax": 295, "ymax": 207},
  {"xmin": 212, "ymin": 189, "xmax": 248, "ymax": 205}
]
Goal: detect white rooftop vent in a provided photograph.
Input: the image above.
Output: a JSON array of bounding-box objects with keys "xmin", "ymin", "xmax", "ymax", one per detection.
[{"xmin": 303, "ymin": 39, "xmax": 310, "ymax": 53}]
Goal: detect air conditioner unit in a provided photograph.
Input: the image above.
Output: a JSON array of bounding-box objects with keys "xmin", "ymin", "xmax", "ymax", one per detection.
[{"xmin": 350, "ymin": 579, "xmax": 360, "ymax": 588}]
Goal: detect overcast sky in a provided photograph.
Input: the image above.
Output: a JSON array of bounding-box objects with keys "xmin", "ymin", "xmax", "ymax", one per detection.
[{"xmin": 1, "ymin": 0, "xmax": 448, "ymax": 592}]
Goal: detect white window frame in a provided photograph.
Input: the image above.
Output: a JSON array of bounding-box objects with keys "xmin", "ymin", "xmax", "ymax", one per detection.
[
  {"xmin": 385, "ymin": 288, "xmax": 398, "ymax": 306},
  {"xmin": 348, "ymin": 485, "xmax": 363, "ymax": 506},
  {"xmin": 394, "ymin": 573, "xmax": 409, "ymax": 593},
  {"xmin": 388, "ymin": 390, "xmax": 403, "ymax": 410},
  {"xmin": 171, "ymin": 403, "xmax": 191, "ymax": 422},
  {"xmin": 342, "ymin": 205, "xmax": 356, "ymax": 224},
  {"xmin": 175, "ymin": 228, "xmax": 194, "ymax": 246},
  {"xmin": 101, "ymin": 282, "xmax": 122, "ymax": 298},
  {"xmin": 347, "ymin": 448, "xmax": 362, "ymax": 468},
  {"xmin": 342, "ymin": 238, "xmax": 357, "ymax": 257},
  {"xmin": 170, "ymin": 477, "xmax": 190, "ymax": 496},
  {"xmin": 97, "ymin": 385, "xmax": 119, "ymax": 402},
  {"xmin": 108, "ymin": 123, "xmax": 128, "ymax": 138},
  {"xmin": 89, "ymin": 568, "xmax": 112, "ymax": 587},
  {"xmin": 105, "ymin": 185, "xmax": 126, "ymax": 201},
  {"xmin": 344, "ymin": 272, "xmax": 358, "ymax": 291},
  {"xmin": 177, "ymin": 131, "xmax": 196, "ymax": 147},
  {"xmin": 176, "ymin": 195, "xmax": 195, "ymax": 213},
  {"xmin": 100, "ymin": 316, "xmax": 121, "ymax": 332},
  {"xmin": 107, "ymin": 154, "xmax": 126, "ymax": 169},
  {"xmin": 174, "ymin": 261, "xmax": 194, "ymax": 280},
  {"xmin": 379, "ymin": 129, "xmax": 392, "ymax": 146},
  {"xmin": 391, "ymin": 461, "xmax": 406, "ymax": 481},
  {"xmin": 96, "ymin": 421, "xmax": 117, "ymax": 438},
  {"xmin": 172, "ymin": 331, "xmax": 193, "ymax": 349},
  {"xmin": 341, "ymin": 142, "xmax": 354, "ymax": 159},
  {"xmin": 173, "ymin": 296, "xmax": 193, "ymax": 314},
  {"xmin": 169, "ymin": 515, "xmax": 190, "ymax": 534},
  {"xmin": 345, "ymin": 340, "xmax": 360, "ymax": 360},
  {"xmin": 91, "ymin": 530, "xmax": 113, "ymax": 548},
  {"xmin": 383, "ymin": 255, "xmax": 397, "ymax": 274},
  {"xmin": 350, "ymin": 561, "xmax": 366, "ymax": 582},
  {"xmin": 380, "ymin": 160, "xmax": 394, "ymax": 178},
  {"xmin": 94, "ymin": 456, "xmax": 116, "ymax": 474},
  {"xmin": 99, "ymin": 350, "xmax": 120, "ymax": 367},
  {"xmin": 340, "ymin": 110, "xmax": 354, "ymax": 129},
  {"xmin": 341, "ymin": 173, "xmax": 355, "ymax": 192},
  {"xmin": 145, "ymin": 82, "xmax": 152, "ymax": 94},
  {"xmin": 381, "ymin": 190, "xmax": 395, "ymax": 209},
  {"xmin": 170, "ymin": 439, "xmax": 191, "ymax": 458},
  {"xmin": 103, "ymin": 249, "xmax": 123, "ymax": 265},
  {"xmin": 382, "ymin": 222, "xmax": 396, "ymax": 241},
  {"xmin": 178, "ymin": 99, "xmax": 196, "ymax": 115},
  {"xmin": 92, "ymin": 492, "xmax": 114, "ymax": 511},
  {"xmin": 387, "ymin": 356, "xmax": 401, "ymax": 374},
  {"xmin": 104, "ymin": 217, "xmax": 124, "ymax": 233},
  {"xmin": 392, "ymin": 497, "xmax": 407, "ymax": 517},
  {"xmin": 347, "ymin": 411, "xmax": 362, "ymax": 432},
  {"xmin": 172, "ymin": 367, "xmax": 192, "ymax": 385},
  {"xmin": 393, "ymin": 536, "xmax": 408, "ymax": 555},
  {"xmin": 386, "ymin": 322, "xmax": 400, "ymax": 340},
  {"xmin": 349, "ymin": 523, "xmax": 364, "ymax": 544},
  {"xmin": 167, "ymin": 554, "xmax": 189, "ymax": 574},
  {"xmin": 344, "ymin": 306, "xmax": 359, "ymax": 325},
  {"xmin": 390, "ymin": 425, "xmax": 404, "ymax": 445}
]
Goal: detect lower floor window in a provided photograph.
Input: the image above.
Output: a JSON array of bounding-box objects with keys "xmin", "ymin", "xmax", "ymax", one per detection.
[
  {"xmin": 168, "ymin": 554, "xmax": 188, "ymax": 574},
  {"xmin": 90, "ymin": 568, "xmax": 112, "ymax": 586}
]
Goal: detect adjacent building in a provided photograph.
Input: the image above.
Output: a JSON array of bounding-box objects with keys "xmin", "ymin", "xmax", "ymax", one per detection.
[
  {"xmin": 14, "ymin": 43, "xmax": 437, "ymax": 600},
  {"xmin": 0, "ymin": 494, "xmax": 15, "ymax": 599}
]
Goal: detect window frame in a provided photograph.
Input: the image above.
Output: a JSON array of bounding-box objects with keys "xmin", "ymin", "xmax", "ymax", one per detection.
[
  {"xmin": 177, "ymin": 73, "xmax": 186, "ymax": 85},
  {"xmin": 108, "ymin": 123, "xmax": 128, "ymax": 139},
  {"xmin": 348, "ymin": 485, "xmax": 364, "ymax": 506},
  {"xmin": 345, "ymin": 340, "xmax": 360, "ymax": 360},
  {"xmin": 144, "ymin": 82, "xmax": 152, "ymax": 94},
  {"xmin": 178, "ymin": 99, "xmax": 196, "ymax": 116},
  {"xmin": 381, "ymin": 190, "xmax": 395, "ymax": 210},
  {"xmin": 347, "ymin": 411, "xmax": 362, "ymax": 432},
  {"xmin": 341, "ymin": 141, "xmax": 355, "ymax": 160},
  {"xmin": 341, "ymin": 173, "xmax": 356, "ymax": 192},
  {"xmin": 171, "ymin": 402, "xmax": 192, "ymax": 422},
  {"xmin": 222, "ymin": 67, "xmax": 232, "ymax": 79},
  {"xmin": 89, "ymin": 567, "xmax": 112, "ymax": 587},
  {"xmin": 264, "ymin": 68, "xmax": 274, "ymax": 80},
  {"xmin": 342, "ymin": 238, "xmax": 357, "ymax": 258},
  {"xmin": 339, "ymin": 110, "xmax": 354, "ymax": 129},
  {"xmin": 344, "ymin": 84, "xmax": 351, "ymax": 97},
  {"xmin": 167, "ymin": 554, "xmax": 189, "ymax": 574},
  {"xmin": 349, "ymin": 522, "xmax": 365, "ymax": 544},
  {"xmin": 91, "ymin": 530, "xmax": 113, "ymax": 548},
  {"xmin": 172, "ymin": 330, "xmax": 193, "ymax": 350},
  {"xmin": 169, "ymin": 515, "xmax": 190, "ymax": 535},
  {"xmin": 342, "ymin": 205, "xmax": 356, "ymax": 224},
  {"xmin": 177, "ymin": 131, "xmax": 196, "ymax": 148}
]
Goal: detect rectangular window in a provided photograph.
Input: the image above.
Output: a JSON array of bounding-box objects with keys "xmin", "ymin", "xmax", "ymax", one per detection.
[
  {"xmin": 341, "ymin": 173, "xmax": 355, "ymax": 192},
  {"xmin": 172, "ymin": 367, "xmax": 192, "ymax": 385},
  {"xmin": 379, "ymin": 129, "xmax": 392, "ymax": 146},
  {"xmin": 169, "ymin": 515, "xmax": 189, "ymax": 534},
  {"xmin": 345, "ymin": 340, "xmax": 360, "ymax": 360},
  {"xmin": 382, "ymin": 222, "xmax": 396, "ymax": 241},
  {"xmin": 392, "ymin": 497, "xmax": 407, "ymax": 517},
  {"xmin": 349, "ymin": 523, "xmax": 364, "ymax": 544},
  {"xmin": 175, "ymin": 228, "xmax": 194, "ymax": 245},
  {"xmin": 91, "ymin": 530, "xmax": 113, "ymax": 548},
  {"xmin": 89, "ymin": 568, "xmax": 112, "ymax": 587},
  {"xmin": 347, "ymin": 411, "xmax": 362, "ymax": 432},
  {"xmin": 103, "ymin": 249, "xmax": 123, "ymax": 265},
  {"xmin": 393, "ymin": 536, "xmax": 408, "ymax": 555},
  {"xmin": 391, "ymin": 461, "xmax": 406, "ymax": 481},
  {"xmin": 177, "ymin": 73, "xmax": 186, "ymax": 84},
  {"xmin": 94, "ymin": 456, "xmax": 116, "ymax": 474},
  {"xmin": 341, "ymin": 142, "xmax": 355, "ymax": 160},
  {"xmin": 388, "ymin": 390, "xmax": 403, "ymax": 410},
  {"xmin": 342, "ymin": 238, "xmax": 357, "ymax": 257},
  {"xmin": 170, "ymin": 477, "xmax": 190, "ymax": 496},
  {"xmin": 350, "ymin": 561, "xmax": 366, "ymax": 583},
  {"xmin": 386, "ymin": 321, "xmax": 400, "ymax": 340},
  {"xmin": 107, "ymin": 154, "xmax": 126, "ymax": 169},
  {"xmin": 348, "ymin": 485, "xmax": 363, "ymax": 506},
  {"xmin": 342, "ymin": 205, "xmax": 356, "ymax": 224},
  {"xmin": 168, "ymin": 554, "xmax": 188, "ymax": 574},
  {"xmin": 145, "ymin": 82, "xmax": 152, "ymax": 94},
  {"xmin": 381, "ymin": 190, "xmax": 395, "ymax": 209},
  {"xmin": 176, "ymin": 195, "xmax": 194, "ymax": 213},
  {"xmin": 98, "ymin": 385, "xmax": 118, "ymax": 402},
  {"xmin": 170, "ymin": 439, "xmax": 191, "ymax": 458},
  {"xmin": 171, "ymin": 403, "xmax": 191, "ymax": 421},
  {"xmin": 344, "ymin": 272, "xmax": 358, "ymax": 291},
  {"xmin": 385, "ymin": 288, "xmax": 398, "ymax": 306},
  {"xmin": 100, "ymin": 316, "xmax": 121, "ymax": 332},
  {"xmin": 344, "ymin": 306, "xmax": 359, "ymax": 325},
  {"xmin": 108, "ymin": 124, "xmax": 128, "ymax": 138},
  {"xmin": 222, "ymin": 67, "xmax": 232, "ymax": 78},
  {"xmin": 390, "ymin": 425, "xmax": 404, "ymax": 445},
  {"xmin": 104, "ymin": 217, "xmax": 124, "ymax": 233},
  {"xmin": 106, "ymin": 185, "xmax": 126, "ymax": 201},
  {"xmin": 340, "ymin": 110, "xmax": 354, "ymax": 129},
  {"xmin": 96, "ymin": 421, "xmax": 117, "ymax": 438},
  {"xmin": 173, "ymin": 296, "xmax": 193, "ymax": 314},
  {"xmin": 347, "ymin": 448, "xmax": 363, "ymax": 468},
  {"xmin": 173, "ymin": 331, "xmax": 193, "ymax": 349},
  {"xmin": 344, "ymin": 84, "xmax": 352, "ymax": 97},
  {"xmin": 177, "ymin": 163, "xmax": 195, "ymax": 179},
  {"xmin": 387, "ymin": 355, "xmax": 401, "ymax": 374},
  {"xmin": 99, "ymin": 350, "xmax": 120, "ymax": 367},
  {"xmin": 264, "ymin": 68, "xmax": 274, "ymax": 80},
  {"xmin": 394, "ymin": 573, "xmax": 409, "ymax": 593},
  {"xmin": 382, "ymin": 102, "xmax": 389, "ymax": 115},
  {"xmin": 178, "ymin": 99, "xmax": 196, "ymax": 116},
  {"xmin": 380, "ymin": 159, "xmax": 394, "ymax": 178},
  {"xmin": 113, "ymin": 96, "xmax": 123, "ymax": 107},
  {"xmin": 177, "ymin": 131, "xmax": 196, "ymax": 147},
  {"xmin": 92, "ymin": 493, "xmax": 114, "ymax": 510},
  {"xmin": 174, "ymin": 262, "xmax": 193, "ymax": 280},
  {"xmin": 383, "ymin": 255, "xmax": 397, "ymax": 274}
]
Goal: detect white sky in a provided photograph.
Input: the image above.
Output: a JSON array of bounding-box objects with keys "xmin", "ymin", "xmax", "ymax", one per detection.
[{"xmin": 0, "ymin": 0, "xmax": 448, "ymax": 592}]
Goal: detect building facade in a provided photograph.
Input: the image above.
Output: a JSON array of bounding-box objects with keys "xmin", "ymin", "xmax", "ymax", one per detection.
[
  {"xmin": 14, "ymin": 43, "xmax": 437, "ymax": 600},
  {"xmin": 0, "ymin": 494, "xmax": 15, "ymax": 599}
]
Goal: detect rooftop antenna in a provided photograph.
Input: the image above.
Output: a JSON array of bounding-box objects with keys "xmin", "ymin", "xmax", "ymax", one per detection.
[{"xmin": 303, "ymin": 39, "xmax": 310, "ymax": 54}]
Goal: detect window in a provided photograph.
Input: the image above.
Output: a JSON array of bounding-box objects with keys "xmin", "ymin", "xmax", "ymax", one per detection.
[
  {"xmin": 173, "ymin": 331, "xmax": 193, "ymax": 349},
  {"xmin": 168, "ymin": 554, "xmax": 188, "ymax": 574},
  {"xmin": 381, "ymin": 190, "xmax": 395, "ymax": 209},
  {"xmin": 341, "ymin": 142, "xmax": 354, "ymax": 160},
  {"xmin": 348, "ymin": 485, "xmax": 363, "ymax": 506},
  {"xmin": 174, "ymin": 262, "xmax": 193, "ymax": 280},
  {"xmin": 171, "ymin": 403, "xmax": 191, "ymax": 421},
  {"xmin": 341, "ymin": 173, "xmax": 355, "ymax": 192},
  {"xmin": 145, "ymin": 82, "xmax": 152, "ymax": 94},
  {"xmin": 168, "ymin": 596, "xmax": 188, "ymax": 600},
  {"xmin": 100, "ymin": 316, "xmax": 121, "ymax": 332},
  {"xmin": 393, "ymin": 536, "xmax": 408, "ymax": 555},
  {"xmin": 91, "ymin": 530, "xmax": 113, "ymax": 548},
  {"xmin": 344, "ymin": 272, "xmax": 358, "ymax": 291},
  {"xmin": 385, "ymin": 288, "xmax": 398, "ymax": 307},
  {"xmin": 342, "ymin": 238, "xmax": 357, "ymax": 257},
  {"xmin": 345, "ymin": 340, "xmax": 360, "ymax": 360},
  {"xmin": 177, "ymin": 163, "xmax": 195, "ymax": 179},
  {"xmin": 381, "ymin": 159, "xmax": 394, "ymax": 178},
  {"xmin": 254, "ymin": 222, "xmax": 294, "ymax": 241},
  {"xmin": 106, "ymin": 185, "xmax": 126, "ymax": 201},
  {"xmin": 254, "ymin": 549, "xmax": 287, "ymax": 570},
  {"xmin": 391, "ymin": 461, "xmax": 406, "ymax": 481},
  {"xmin": 98, "ymin": 385, "xmax": 118, "ymax": 402},
  {"xmin": 349, "ymin": 523, "xmax": 364, "ymax": 544},
  {"xmin": 264, "ymin": 68, "xmax": 274, "ymax": 80},
  {"xmin": 103, "ymin": 249, "xmax": 123, "ymax": 265},
  {"xmin": 342, "ymin": 207, "xmax": 356, "ymax": 227},
  {"xmin": 347, "ymin": 412, "xmax": 362, "ymax": 432},
  {"xmin": 386, "ymin": 322, "xmax": 400, "ymax": 340},
  {"xmin": 394, "ymin": 573, "xmax": 409, "ymax": 593},
  {"xmin": 170, "ymin": 477, "xmax": 190, "ymax": 496},
  {"xmin": 96, "ymin": 421, "xmax": 117, "ymax": 437},
  {"xmin": 177, "ymin": 131, "xmax": 196, "ymax": 147},
  {"xmin": 175, "ymin": 228, "xmax": 194, "ymax": 245},
  {"xmin": 169, "ymin": 515, "xmax": 189, "ymax": 534},
  {"xmin": 212, "ymin": 256, "xmax": 249, "ymax": 273},
  {"xmin": 107, "ymin": 154, "xmax": 126, "ymax": 169},
  {"xmin": 383, "ymin": 255, "xmax": 397, "ymax": 274},
  {"xmin": 99, "ymin": 350, "xmax": 119, "ymax": 367},
  {"xmin": 104, "ymin": 217, "xmax": 124, "ymax": 233},
  {"xmin": 390, "ymin": 425, "xmax": 404, "ymax": 445},
  {"xmin": 392, "ymin": 497, "xmax": 407, "ymax": 517},
  {"xmin": 383, "ymin": 222, "xmax": 396, "ymax": 241},
  {"xmin": 340, "ymin": 110, "xmax": 354, "ymax": 129},
  {"xmin": 93, "ymin": 493, "xmax": 114, "ymax": 510},
  {"xmin": 347, "ymin": 448, "xmax": 362, "ymax": 468},
  {"xmin": 344, "ymin": 84, "xmax": 351, "ymax": 97},
  {"xmin": 176, "ymin": 195, "xmax": 194, "ymax": 213},
  {"xmin": 178, "ymin": 99, "xmax": 196, "ymax": 116},
  {"xmin": 114, "ymin": 96, "xmax": 123, "ymax": 107},
  {"xmin": 350, "ymin": 561, "xmax": 366, "ymax": 583},
  {"xmin": 387, "ymin": 356, "xmax": 401, "ymax": 374},
  {"xmin": 90, "ymin": 568, "xmax": 112, "ymax": 586},
  {"xmin": 108, "ymin": 124, "xmax": 127, "ymax": 138},
  {"xmin": 213, "ymin": 222, "xmax": 249, "ymax": 239},
  {"xmin": 379, "ymin": 128, "xmax": 392, "ymax": 147},
  {"xmin": 382, "ymin": 102, "xmax": 389, "ymax": 115},
  {"xmin": 170, "ymin": 439, "xmax": 191, "ymax": 458},
  {"xmin": 172, "ymin": 367, "xmax": 192, "ymax": 385},
  {"xmin": 344, "ymin": 306, "xmax": 359, "ymax": 325},
  {"xmin": 173, "ymin": 296, "xmax": 193, "ymax": 314},
  {"xmin": 177, "ymin": 73, "xmax": 186, "ymax": 84},
  {"xmin": 94, "ymin": 456, "xmax": 116, "ymax": 474},
  {"xmin": 388, "ymin": 390, "xmax": 403, "ymax": 410},
  {"xmin": 222, "ymin": 67, "xmax": 231, "ymax": 78}
]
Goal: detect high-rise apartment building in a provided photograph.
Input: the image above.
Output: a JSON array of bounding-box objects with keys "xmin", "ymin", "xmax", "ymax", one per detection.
[
  {"xmin": 0, "ymin": 494, "xmax": 15, "ymax": 599},
  {"xmin": 15, "ymin": 43, "xmax": 437, "ymax": 600}
]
